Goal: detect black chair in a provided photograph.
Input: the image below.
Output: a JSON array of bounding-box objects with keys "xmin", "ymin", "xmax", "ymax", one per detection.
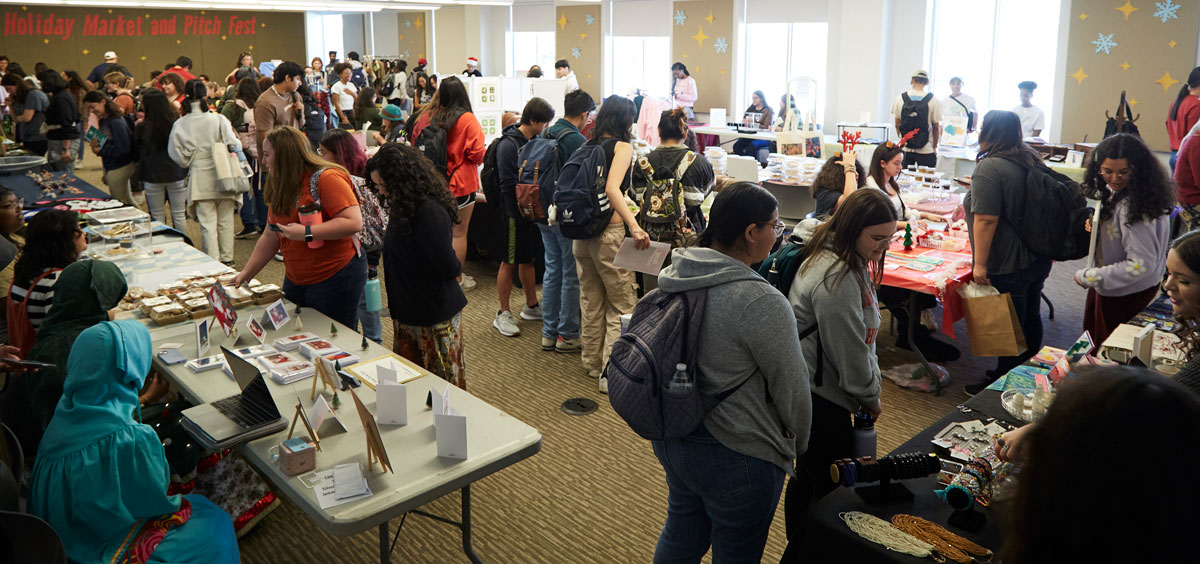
[{"xmin": 0, "ymin": 511, "xmax": 67, "ymax": 564}]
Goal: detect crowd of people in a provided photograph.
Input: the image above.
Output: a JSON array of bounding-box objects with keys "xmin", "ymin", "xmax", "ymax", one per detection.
[{"xmin": 4, "ymin": 45, "xmax": 1200, "ymax": 564}]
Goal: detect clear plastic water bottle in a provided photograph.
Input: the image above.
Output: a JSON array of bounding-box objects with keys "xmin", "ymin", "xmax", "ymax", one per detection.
[{"xmin": 669, "ymin": 363, "xmax": 692, "ymax": 392}]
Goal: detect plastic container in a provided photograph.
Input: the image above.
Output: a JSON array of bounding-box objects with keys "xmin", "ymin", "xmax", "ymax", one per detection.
[{"xmin": 298, "ymin": 205, "xmax": 324, "ymax": 249}]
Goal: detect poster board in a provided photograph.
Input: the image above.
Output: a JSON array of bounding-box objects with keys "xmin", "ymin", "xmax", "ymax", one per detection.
[
  {"xmin": 941, "ymin": 115, "xmax": 969, "ymax": 147},
  {"xmin": 531, "ymin": 79, "xmax": 568, "ymax": 121},
  {"xmin": 472, "ymin": 77, "xmax": 503, "ymax": 113}
]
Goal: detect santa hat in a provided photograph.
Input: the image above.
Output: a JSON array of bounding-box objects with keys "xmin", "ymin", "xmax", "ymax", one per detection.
[{"xmin": 467, "ymin": 57, "xmax": 479, "ymax": 67}]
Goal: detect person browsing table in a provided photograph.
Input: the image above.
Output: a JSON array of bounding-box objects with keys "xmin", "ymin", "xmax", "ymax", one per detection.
[{"xmin": 232, "ymin": 126, "xmax": 366, "ymax": 328}]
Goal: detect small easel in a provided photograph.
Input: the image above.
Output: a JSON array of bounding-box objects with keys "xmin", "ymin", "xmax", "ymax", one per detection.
[
  {"xmin": 310, "ymin": 356, "xmax": 339, "ymax": 401},
  {"xmin": 351, "ymin": 388, "xmax": 393, "ymax": 473},
  {"xmin": 287, "ymin": 400, "xmax": 321, "ymax": 451}
]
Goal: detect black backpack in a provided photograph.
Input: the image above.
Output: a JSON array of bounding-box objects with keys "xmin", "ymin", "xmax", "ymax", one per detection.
[
  {"xmin": 1103, "ymin": 91, "xmax": 1140, "ymax": 139},
  {"xmin": 997, "ymin": 156, "xmax": 1092, "ymax": 261},
  {"xmin": 414, "ymin": 110, "xmax": 464, "ymax": 180},
  {"xmin": 755, "ymin": 231, "xmax": 824, "ymax": 385},
  {"xmin": 899, "ymin": 93, "xmax": 933, "ymax": 148},
  {"xmin": 480, "ymin": 135, "xmax": 516, "ymax": 208}
]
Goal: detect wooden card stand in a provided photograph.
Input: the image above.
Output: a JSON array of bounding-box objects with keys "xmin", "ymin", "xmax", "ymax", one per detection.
[
  {"xmin": 350, "ymin": 389, "xmax": 393, "ymax": 474},
  {"xmin": 288, "ymin": 401, "xmax": 321, "ymax": 451},
  {"xmin": 310, "ymin": 354, "xmax": 339, "ymax": 401}
]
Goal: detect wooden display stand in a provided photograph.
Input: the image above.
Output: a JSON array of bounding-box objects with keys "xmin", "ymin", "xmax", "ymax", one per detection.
[{"xmin": 351, "ymin": 389, "xmax": 393, "ymax": 473}]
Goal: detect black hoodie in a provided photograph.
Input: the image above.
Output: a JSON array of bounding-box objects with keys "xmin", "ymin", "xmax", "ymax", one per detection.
[{"xmin": 495, "ymin": 123, "xmax": 531, "ymax": 219}]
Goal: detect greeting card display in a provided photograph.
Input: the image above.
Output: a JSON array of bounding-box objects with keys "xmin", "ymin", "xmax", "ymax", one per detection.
[
  {"xmin": 300, "ymin": 339, "xmax": 341, "ymax": 360},
  {"xmin": 205, "ymin": 283, "xmax": 239, "ymax": 338},
  {"xmin": 272, "ymin": 332, "xmax": 320, "ymax": 352}
]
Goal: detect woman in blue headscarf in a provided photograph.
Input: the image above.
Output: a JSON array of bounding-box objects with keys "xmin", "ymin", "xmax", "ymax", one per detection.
[{"xmin": 28, "ymin": 320, "xmax": 240, "ymax": 564}]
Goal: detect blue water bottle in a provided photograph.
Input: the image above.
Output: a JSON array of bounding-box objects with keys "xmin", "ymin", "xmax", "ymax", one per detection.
[{"xmin": 364, "ymin": 270, "xmax": 382, "ymax": 313}]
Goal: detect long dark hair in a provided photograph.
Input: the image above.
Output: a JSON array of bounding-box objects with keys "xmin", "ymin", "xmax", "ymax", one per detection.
[
  {"xmin": 976, "ymin": 109, "xmax": 1042, "ymax": 167},
  {"xmin": 1, "ymin": 73, "xmax": 32, "ymax": 104},
  {"xmin": 1170, "ymin": 67, "xmax": 1200, "ymax": 121},
  {"xmin": 139, "ymin": 88, "xmax": 178, "ymax": 145},
  {"xmin": 697, "ymin": 182, "xmax": 777, "ymax": 249},
  {"xmin": 1003, "ymin": 366, "xmax": 1200, "ymax": 563},
  {"xmin": 64, "ymin": 70, "xmax": 91, "ymax": 95},
  {"xmin": 319, "ymin": 129, "xmax": 367, "ymax": 178},
  {"xmin": 82, "ymin": 90, "xmax": 122, "ymax": 117},
  {"xmin": 180, "ymin": 78, "xmax": 207, "ymax": 115},
  {"xmin": 36, "ymin": 69, "xmax": 66, "ymax": 94},
  {"xmin": 13, "ymin": 209, "xmax": 81, "ymax": 289},
  {"xmin": 426, "ymin": 76, "xmax": 471, "ymax": 118},
  {"xmin": 810, "ymin": 153, "xmax": 865, "ymax": 202},
  {"xmin": 800, "ymin": 188, "xmax": 898, "ymax": 290},
  {"xmin": 591, "ymin": 96, "xmax": 636, "ymax": 142},
  {"xmin": 1170, "ymin": 230, "xmax": 1200, "ymax": 358},
  {"xmin": 1083, "ymin": 133, "xmax": 1175, "ymax": 225},
  {"xmin": 365, "ymin": 143, "xmax": 458, "ymax": 224},
  {"xmin": 868, "ymin": 142, "xmax": 904, "ymax": 196},
  {"xmin": 670, "ymin": 62, "xmax": 690, "ymax": 99},
  {"xmin": 354, "ymin": 86, "xmax": 377, "ymax": 123},
  {"xmin": 234, "ymin": 77, "xmax": 260, "ymax": 108},
  {"xmin": 749, "ymin": 90, "xmax": 767, "ymax": 110}
]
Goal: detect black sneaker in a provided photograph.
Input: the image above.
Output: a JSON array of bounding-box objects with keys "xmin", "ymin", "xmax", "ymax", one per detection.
[
  {"xmin": 964, "ymin": 381, "xmax": 990, "ymax": 396},
  {"xmin": 235, "ymin": 225, "xmax": 260, "ymax": 239}
]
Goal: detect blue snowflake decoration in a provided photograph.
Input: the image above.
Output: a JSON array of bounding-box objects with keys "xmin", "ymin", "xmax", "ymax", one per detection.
[
  {"xmin": 572, "ymin": 47, "xmax": 581, "ymax": 59},
  {"xmin": 1155, "ymin": 0, "xmax": 1181, "ymax": 22},
  {"xmin": 714, "ymin": 36, "xmax": 728, "ymax": 54},
  {"xmin": 1092, "ymin": 32, "xmax": 1117, "ymax": 55},
  {"xmin": 674, "ymin": 10, "xmax": 687, "ymax": 26},
  {"xmin": 404, "ymin": 19, "xmax": 411, "ymax": 28},
  {"xmin": 585, "ymin": 14, "xmax": 595, "ymax": 25}
]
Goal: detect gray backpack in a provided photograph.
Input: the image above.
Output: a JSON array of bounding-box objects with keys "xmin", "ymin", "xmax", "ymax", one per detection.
[{"xmin": 606, "ymin": 287, "xmax": 750, "ymax": 440}]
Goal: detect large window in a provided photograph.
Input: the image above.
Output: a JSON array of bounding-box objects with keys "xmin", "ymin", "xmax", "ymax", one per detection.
[
  {"xmin": 610, "ymin": 36, "xmax": 672, "ymax": 98},
  {"xmin": 742, "ymin": 22, "xmax": 827, "ymax": 123},
  {"xmin": 512, "ymin": 31, "xmax": 557, "ymax": 77},
  {"xmin": 929, "ymin": 0, "xmax": 1061, "ymax": 136}
]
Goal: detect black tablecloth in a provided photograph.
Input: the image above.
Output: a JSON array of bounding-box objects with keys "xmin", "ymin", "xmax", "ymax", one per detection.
[{"xmin": 800, "ymin": 390, "xmax": 1023, "ymax": 561}]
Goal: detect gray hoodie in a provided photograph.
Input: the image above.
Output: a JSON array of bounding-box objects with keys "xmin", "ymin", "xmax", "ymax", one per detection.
[
  {"xmin": 787, "ymin": 220, "xmax": 883, "ymax": 414},
  {"xmin": 658, "ymin": 247, "xmax": 811, "ymax": 475}
]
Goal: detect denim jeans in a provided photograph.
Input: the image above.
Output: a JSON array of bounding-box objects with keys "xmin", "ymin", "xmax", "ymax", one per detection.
[
  {"xmin": 239, "ymin": 155, "xmax": 267, "ymax": 228},
  {"xmin": 537, "ymin": 223, "xmax": 580, "ymax": 341},
  {"xmin": 143, "ymin": 180, "xmax": 189, "ymax": 229},
  {"xmin": 356, "ymin": 290, "xmax": 383, "ymax": 343},
  {"xmin": 988, "ymin": 258, "xmax": 1054, "ymax": 376},
  {"xmin": 283, "ymin": 252, "xmax": 367, "ymax": 329},
  {"xmin": 651, "ymin": 424, "xmax": 785, "ymax": 564}
]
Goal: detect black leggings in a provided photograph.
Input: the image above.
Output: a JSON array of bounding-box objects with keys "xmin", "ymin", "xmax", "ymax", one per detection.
[{"xmin": 780, "ymin": 394, "xmax": 854, "ymax": 563}]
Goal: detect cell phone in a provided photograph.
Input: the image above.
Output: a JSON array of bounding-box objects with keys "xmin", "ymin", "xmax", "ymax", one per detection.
[
  {"xmin": 268, "ymin": 224, "xmax": 282, "ymax": 233},
  {"xmin": 157, "ymin": 349, "xmax": 187, "ymax": 366},
  {"xmin": 0, "ymin": 357, "xmax": 54, "ymax": 369}
]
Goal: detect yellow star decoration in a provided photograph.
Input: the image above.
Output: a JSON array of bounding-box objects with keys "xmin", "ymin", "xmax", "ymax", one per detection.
[
  {"xmin": 42, "ymin": 38, "xmax": 49, "ymax": 45},
  {"xmin": 21, "ymin": 6, "xmax": 26, "ymax": 11},
  {"xmin": 1170, "ymin": 40, "xmax": 1178, "ymax": 48},
  {"xmin": 415, "ymin": 18, "xmax": 422, "ymax": 28},
  {"xmin": 720, "ymin": 68, "xmax": 726, "ymax": 75},
  {"xmin": 145, "ymin": 14, "xmax": 150, "ymax": 18},
  {"xmin": 1120, "ymin": 61, "xmax": 1131, "ymax": 71},
  {"xmin": 141, "ymin": 56, "xmax": 147, "ymax": 61},
  {"xmin": 82, "ymin": 49, "xmax": 89, "ymax": 55},
  {"xmin": 705, "ymin": 11, "xmax": 714, "ymax": 24},
  {"xmin": 248, "ymin": 45, "xmax": 254, "ymax": 51},
  {"xmin": 1115, "ymin": 1, "xmax": 1138, "ymax": 20},
  {"xmin": 398, "ymin": 34, "xmax": 404, "ymax": 41},
  {"xmin": 1157, "ymin": 70, "xmax": 1180, "ymax": 92},
  {"xmin": 176, "ymin": 39, "xmax": 182, "ymax": 44},
  {"xmin": 692, "ymin": 26, "xmax": 710, "ymax": 49},
  {"xmin": 1069, "ymin": 66, "xmax": 1089, "ymax": 85},
  {"xmin": 260, "ymin": 23, "xmax": 266, "ymax": 28},
  {"xmin": 200, "ymin": 10, "xmax": 205, "ymax": 14},
  {"xmin": 1128, "ymin": 97, "xmax": 1138, "ymax": 106},
  {"xmin": 682, "ymin": 53, "xmax": 688, "ymax": 59},
  {"xmin": 107, "ymin": 9, "xmax": 113, "ymax": 14},
  {"xmin": 221, "ymin": 35, "xmax": 227, "ymax": 40},
  {"xmin": 1080, "ymin": 11, "xmax": 1088, "ymax": 20},
  {"xmin": 558, "ymin": 12, "xmax": 568, "ymax": 30},
  {"xmin": 587, "ymin": 74, "xmax": 592, "ymax": 79},
  {"xmin": 580, "ymin": 32, "xmax": 587, "ymax": 40}
]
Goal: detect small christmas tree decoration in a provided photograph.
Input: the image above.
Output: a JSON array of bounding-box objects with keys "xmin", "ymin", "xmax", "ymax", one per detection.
[
  {"xmin": 331, "ymin": 392, "xmax": 341, "ymax": 410},
  {"xmin": 330, "ymin": 323, "xmax": 338, "ymax": 337},
  {"xmin": 903, "ymin": 224, "xmax": 914, "ymax": 251}
]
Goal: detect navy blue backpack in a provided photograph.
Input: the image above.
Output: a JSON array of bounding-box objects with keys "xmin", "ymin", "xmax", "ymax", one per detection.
[
  {"xmin": 515, "ymin": 128, "xmax": 573, "ymax": 223},
  {"xmin": 553, "ymin": 139, "xmax": 618, "ymax": 240}
]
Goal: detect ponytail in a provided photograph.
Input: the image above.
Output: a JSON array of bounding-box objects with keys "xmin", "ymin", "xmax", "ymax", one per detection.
[
  {"xmin": 657, "ymin": 108, "xmax": 690, "ymax": 141},
  {"xmin": 1171, "ymin": 67, "xmax": 1200, "ymax": 121},
  {"xmin": 180, "ymin": 78, "xmax": 208, "ymax": 115}
]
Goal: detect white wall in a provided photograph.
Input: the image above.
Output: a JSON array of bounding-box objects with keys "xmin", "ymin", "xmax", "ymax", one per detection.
[
  {"xmin": 343, "ymin": 13, "xmax": 366, "ymax": 57},
  {"xmin": 372, "ymin": 12, "xmax": 401, "ymax": 56}
]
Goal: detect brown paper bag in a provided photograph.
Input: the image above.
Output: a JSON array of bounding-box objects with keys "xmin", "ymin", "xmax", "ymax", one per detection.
[{"xmin": 964, "ymin": 292, "xmax": 1027, "ymax": 357}]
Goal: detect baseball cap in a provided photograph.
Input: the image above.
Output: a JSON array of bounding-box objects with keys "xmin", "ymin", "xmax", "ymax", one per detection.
[
  {"xmin": 912, "ymin": 70, "xmax": 929, "ymax": 80},
  {"xmin": 104, "ymin": 51, "xmax": 117, "ymax": 60},
  {"xmin": 381, "ymin": 104, "xmax": 404, "ymax": 122}
]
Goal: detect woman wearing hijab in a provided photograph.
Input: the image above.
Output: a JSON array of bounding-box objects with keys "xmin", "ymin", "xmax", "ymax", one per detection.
[{"xmin": 28, "ymin": 320, "xmax": 239, "ymax": 564}]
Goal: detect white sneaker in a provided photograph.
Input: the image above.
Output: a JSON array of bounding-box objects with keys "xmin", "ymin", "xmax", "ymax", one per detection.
[
  {"xmin": 273, "ymin": 253, "xmax": 284, "ymax": 262},
  {"xmin": 541, "ymin": 336, "xmax": 556, "ymax": 351},
  {"xmin": 520, "ymin": 303, "xmax": 542, "ymax": 321},
  {"xmin": 555, "ymin": 338, "xmax": 581, "ymax": 353},
  {"xmin": 460, "ymin": 275, "xmax": 477, "ymax": 291},
  {"xmin": 493, "ymin": 310, "xmax": 521, "ymax": 337},
  {"xmin": 598, "ymin": 373, "xmax": 608, "ymax": 394}
]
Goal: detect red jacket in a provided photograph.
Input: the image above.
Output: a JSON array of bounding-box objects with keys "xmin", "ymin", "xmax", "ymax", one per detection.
[
  {"xmin": 156, "ymin": 66, "xmax": 197, "ymax": 88},
  {"xmin": 1167, "ymin": 95, "xmax": 1200, "ymax": 151},
  {"xmin": 413, "ymin": 110, "xmax": 485, "ymax": 198},
  {"xmin": 1176, "ymin": 133, "xmax": 1200, "ymax": 205}
]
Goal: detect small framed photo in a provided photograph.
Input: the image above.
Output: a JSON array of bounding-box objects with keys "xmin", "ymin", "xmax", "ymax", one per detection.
[
  {"xmin": 247, "ymin": 316, "xmax": 266, "ymax": 344},
  {"xmin": 195, "ymin": 318, "xmax": 210, "ymax": 357},
  {"xmin": 264, "ymin": 299, "xmax": 291, "ymax": 330}
]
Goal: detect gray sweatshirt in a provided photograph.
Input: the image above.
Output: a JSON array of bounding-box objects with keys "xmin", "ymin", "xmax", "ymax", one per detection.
[
  {"xmin": 658, "ymin": 247, "xmax": 811, "ymax": 475},
  {"xmin": 787, "ymin": 221, "xmax": 883, "ymax": 413}
]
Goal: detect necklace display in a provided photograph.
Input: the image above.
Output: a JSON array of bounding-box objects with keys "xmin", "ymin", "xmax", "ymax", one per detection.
[
  {"xmin": 890, "ymin": 514, "xmax": 993, "ymax": 563},
  {"xmin": 839, "ymin": 511, "xmax": 938, "ymax": 560}
]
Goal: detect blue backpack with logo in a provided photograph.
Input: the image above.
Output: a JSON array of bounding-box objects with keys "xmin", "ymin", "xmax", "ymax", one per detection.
[{"xmin": 553, "ymin": 139, "xmax": 618, "ymax": 239}]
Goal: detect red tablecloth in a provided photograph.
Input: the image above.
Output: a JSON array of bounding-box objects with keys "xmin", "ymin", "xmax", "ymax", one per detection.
[{"xmin": 880, "ymin": 243, "xmax": 973, "ymax": 338}]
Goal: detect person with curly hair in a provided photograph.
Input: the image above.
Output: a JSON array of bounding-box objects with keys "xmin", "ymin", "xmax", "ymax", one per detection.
[
  {"xmin": 1074, "ymin": 133, "xmax": 1175, "ymax": 343},
  {"xmin": 367, "ymin": 143, "xmax": 467, "ymax": 389}
]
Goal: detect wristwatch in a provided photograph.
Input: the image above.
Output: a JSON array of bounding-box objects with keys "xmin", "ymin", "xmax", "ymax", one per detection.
[{"xmin": 304, "ymin": 225, "xmax": 313, "ymax": 243}]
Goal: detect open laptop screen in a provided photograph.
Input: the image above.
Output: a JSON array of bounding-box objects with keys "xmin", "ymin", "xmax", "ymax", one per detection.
[{"xmin": 220, "ymin": 346, "xmax": 282, "ymax": 419}]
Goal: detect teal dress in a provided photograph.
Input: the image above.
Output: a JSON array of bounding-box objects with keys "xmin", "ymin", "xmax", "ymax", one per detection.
[{"xmin": 28, "ymin": 321, "xmax": 239, "ymax": 564}]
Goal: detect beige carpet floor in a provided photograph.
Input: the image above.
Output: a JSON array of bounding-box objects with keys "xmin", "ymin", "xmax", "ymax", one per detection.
[{"xmin": 64, "ymin": 156, "xmax": 1089, "ymax": 563}]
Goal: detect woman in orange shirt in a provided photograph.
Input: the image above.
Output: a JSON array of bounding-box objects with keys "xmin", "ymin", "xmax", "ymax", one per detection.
[
  {"xmin": 232, "ymin": 127, "xmax": 366, "ymax": 327},
  {"xmin": 411, "ymin": 76, "xmax": 485, "ymax": 291}
]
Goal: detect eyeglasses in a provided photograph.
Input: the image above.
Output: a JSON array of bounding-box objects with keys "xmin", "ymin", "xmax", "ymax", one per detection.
[
  {"xmin": 1100, "ymin": 168, "xmax": 1132, "ymax": 180},
  {"xmin": 758, "ymin": 219, "xmax": 787, "ymax": 238}
]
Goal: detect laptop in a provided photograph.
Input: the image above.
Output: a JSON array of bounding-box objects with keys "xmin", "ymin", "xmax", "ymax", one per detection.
[{"xmin": 182, "ymin": 346, "xmax": 288, "ymax": 450}]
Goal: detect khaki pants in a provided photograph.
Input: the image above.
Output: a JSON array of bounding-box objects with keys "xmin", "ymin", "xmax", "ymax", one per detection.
[
  {"xmin": 193, "ymin": 199, "xmax": 237, "ymax": 264},
  {"xmin": 102, "ymin": 163, "xmax": 136, "ymax": 206},
  {"xmin": 574, "ymin": 223, "xmax": 637, "ymax": 374}
]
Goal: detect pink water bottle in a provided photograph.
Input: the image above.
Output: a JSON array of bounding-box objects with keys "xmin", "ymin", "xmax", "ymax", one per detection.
[{"xmin": 298, "ymin": 203, "xmax": 324, "ymax": 249}]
